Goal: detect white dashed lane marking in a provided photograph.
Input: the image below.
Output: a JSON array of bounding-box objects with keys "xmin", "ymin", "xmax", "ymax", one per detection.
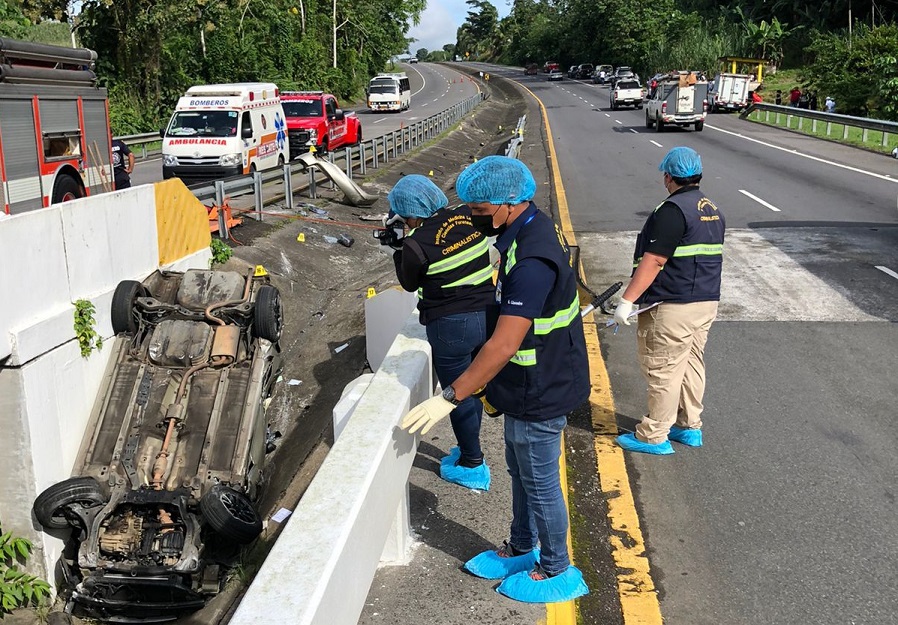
[
  {"xmin": 739, "ymin": 189, "xmax": 782, "ymax": 212},
  {"xmin": 630, "ymin": 129, "xmax": 639, "ymax": 134},
  {"xmin": 650, "ymin": 140, "xmax": 663, "ymax": 148},
  {"xmin": 605, "ymin": 113, "xmax": 611, "ymax": 118},
  {"xmin": 614, "ymin": 120, "xmax": 622, "ymax": 125},
  {"xmin": 875, "ymin": 265, "xmax": 898, "ymax": 281}
]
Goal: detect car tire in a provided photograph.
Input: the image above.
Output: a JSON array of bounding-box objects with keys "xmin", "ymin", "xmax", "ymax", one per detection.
[
  {"xmin": 111, "ymin": 280, "xmax": 149, "ymax": 336},
  {"xmin": 33, "ymin": 477, "xmax": 107, "ymax": 530},
  {"xmin": 253, "ymin": 285, "xmax": 283, "ymax": 342},
  {"xmin": 656, "ymin": 117, "xmax": 665, "ymax": 132},
  {"xmin": 51, "ymin": 174, "xmax": 85, "ymax": 205},
  {"xmin": 636, "ymin": 104, "xmax": 643, "ymax": 110},
  {"xmin": 200, "ymin": 484, "xmax": 263, "ymax": 544},
  {"xmin": 695, "ymin": 120, "xmax": 704, "ymax": 132},
  {"xmin": 646, "ymin": 111, "xmax": 654, "ymax": 128},
  {"xmin": 354, "ymin": 127, "xmax": 363, "ymax": 146}
]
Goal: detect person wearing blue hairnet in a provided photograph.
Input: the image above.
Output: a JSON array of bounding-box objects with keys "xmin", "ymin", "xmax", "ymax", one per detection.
[
  {"xmin": 387, "ymin": 174, "xmax": 495, "ymax": 490},
  {"xmin": 401, "ymin": 156, "xmax": 590, "ymax": 603},
  {"xmin": 613, "ymin": 146, "xmax": 726, "ymax": 455}
]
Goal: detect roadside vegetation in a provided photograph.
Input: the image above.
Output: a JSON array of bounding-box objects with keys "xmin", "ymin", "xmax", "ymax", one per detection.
[
  {"xmin": 0, "ymin": 0, "xmax": 425, "ymax": 135},
  {"xmin": 452, "ymin": 0, "xmax": 898, "ymax": 121}
]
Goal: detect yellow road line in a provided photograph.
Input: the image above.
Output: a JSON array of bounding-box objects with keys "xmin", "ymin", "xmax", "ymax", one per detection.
[{"xmin": 519, "ymin": 83, "xmax": 664, "ymax": 625}]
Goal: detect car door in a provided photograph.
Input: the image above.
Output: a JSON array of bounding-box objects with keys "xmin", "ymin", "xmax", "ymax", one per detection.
[{"xmin": 325, "ymin": 97, "xmax": 344, "ymax": 143}]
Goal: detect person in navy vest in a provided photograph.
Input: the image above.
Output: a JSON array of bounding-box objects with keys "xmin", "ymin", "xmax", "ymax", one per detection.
[
  {"xmin": 401, "ymin": 156, "xmax": 590, "ymax": 603},
  {"xmin": 613, "ymin": 146, "xmax": 725, "ymax": 455},
  {"xmin": 387, "ymin": 175, "xmax": 496, "ymax": 491}
]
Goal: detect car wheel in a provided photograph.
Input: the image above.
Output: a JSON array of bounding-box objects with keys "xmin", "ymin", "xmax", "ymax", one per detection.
[
  {"xmin": 354, "ymin": 127, "xmax": 363, "ymax": 146},
  {"xmin": 111, "ymin": 280, "xmax": 149, "ymax": 336},
  {"xmin": 33, "ymin": 477, "xmax": 107, "ymax": 530},
  {"xmin": 695, "ymin": 120, "xmax": 704, "ymax": 132},
  {"xmin": 656, "ymin": 117, "xmax": 665, "ymax": 132},
  {"xmin": 253, "ymin": 285, "xmax": 283, "ymax": 342},
  {"xmin": 277, "ymin": 155, "xmax": 285, "ymax": 169},
  {"xmin": 646, "ymin": 111, "xmax": 654, "ymax": 129},
  {"xmin": 636, "ymin": 104, "xmax": 643, "ymax": 110},
  {"xmin": 200, "ymin": 484, "xmax": 263, "ymax": 544}
]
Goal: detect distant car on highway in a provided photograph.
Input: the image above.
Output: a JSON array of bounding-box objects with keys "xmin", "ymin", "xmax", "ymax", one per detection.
[
  {"xmin": 543, "ymin": 61, "xmax": 560, "ymax": 73},
  {"xmin": 409, "ymin": 57, "xmax": 418, "ymax": 64},
  {"xmin": 576, "ymin": 63, "xmax": 594, "ymax": 79},
  {"xmin": 567, "ymin": 65, "xmax": 579, "ymax": 78},
  {"xmin": 548, "ymin": 69, "xmax": 563, "ymax": 81},
  {"xmin": 593, "ymin": 64, "xmax": 614, "ymax": 84},
  {"xmin": 525, "ymin": 63, "xmax": 538, "ymax": 75}
]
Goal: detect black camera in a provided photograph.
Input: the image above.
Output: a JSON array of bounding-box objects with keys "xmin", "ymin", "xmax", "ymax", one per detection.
[{"xmin": 373, "ymin": 225, "xmax": 405, "ymax": 248}]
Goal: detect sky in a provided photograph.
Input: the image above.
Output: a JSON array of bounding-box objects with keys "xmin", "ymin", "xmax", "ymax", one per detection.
[{"xmin": 406, "ymin": 0, "xmax": 512, "ymax": 55}]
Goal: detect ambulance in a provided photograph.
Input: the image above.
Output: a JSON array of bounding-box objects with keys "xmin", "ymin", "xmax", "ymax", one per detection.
[{"xmin": 161, "ymin": 83, "xmax": 289, "ymax": 182}]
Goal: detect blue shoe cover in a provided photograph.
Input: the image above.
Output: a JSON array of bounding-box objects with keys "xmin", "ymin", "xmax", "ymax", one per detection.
[
  {"xmin": 668, "ymin": 426, "xmax": 702, "ymax": 447},
  {"xmin": 615, "ymin": 433, "xmax": 674, "ymax": 455},
  {"xmin": 497, "ymin": 566, "xmax": 589, "ymax": 603},
  {"xmin": 440, "ymin": 448, "xmax": 491, "ymax": 491},
  {"xmin": 464, "ymin": 546, "xmax": 539, "ymax": 580}
]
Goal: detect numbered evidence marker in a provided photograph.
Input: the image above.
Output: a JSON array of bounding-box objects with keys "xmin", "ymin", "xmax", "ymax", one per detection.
[
  {"xmin": 366, "ymin": 287, "xmax": 376, "ymax": 298},
  {"xmin": 254, "ymin": 265, "xmax": 268, "ymax": 277},
  {"xmin": 297, "ymin": 232, "xmax": 305, "ymax": 242}
]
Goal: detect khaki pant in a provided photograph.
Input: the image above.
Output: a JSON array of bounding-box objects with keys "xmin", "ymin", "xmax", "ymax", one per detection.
[{"xmin": 635, "ymin": 301, "xmax": 718, "ymax": 444}]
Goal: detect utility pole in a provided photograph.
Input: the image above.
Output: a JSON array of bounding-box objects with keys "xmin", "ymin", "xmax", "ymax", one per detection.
[
  {"xmin": 848, "ymin": 0, "xmax": 853, "ymax": 49},
  {"xmin": 332, "ymin": 0, "xmax": 337, "ymax": 68}
]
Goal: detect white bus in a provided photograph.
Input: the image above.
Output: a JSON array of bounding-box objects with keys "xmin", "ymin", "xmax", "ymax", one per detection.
[{"xmin": 367, "ymin": 73, "xmax": 411, "ymax": 112}]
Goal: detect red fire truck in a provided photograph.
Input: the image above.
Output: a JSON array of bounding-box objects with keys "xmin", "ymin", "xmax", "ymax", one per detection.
[{"xmin": 0, "ymin": 38, "xmax": 113, "ymax": 215}]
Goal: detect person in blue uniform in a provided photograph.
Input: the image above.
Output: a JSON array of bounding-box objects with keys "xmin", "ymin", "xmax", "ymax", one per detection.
[
  {"xmin": 387, "ymin": 175, "xmax": 495, "ymax": 490},
  {"xmin": 401, "ymin": 156, "xmax": 589, "ymax": 604},
  {"xmin": 614, "ymin": 146, "xmax": 725, "ymax": 455}
]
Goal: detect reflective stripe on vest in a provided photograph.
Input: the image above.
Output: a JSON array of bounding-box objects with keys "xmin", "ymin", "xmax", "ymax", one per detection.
[
  {"xmin": 505, "ymin": 241, "xmax": 519, "ymax": 273},
  {"xmin": 510, "ymin": 348, "xmax": 536, "ymax": 366},
  {"xmin": 533, "ymin": 296, "xmax": 579, "ymax": 335},
  {"xmin": 427, "ymin": 238, "xmax": 490, "ymax": 275},
  {"xmin": 633, "ymin": 243, "xmax": 723, "ymax": 268},
  {"xmin": 442, "ymin": 264, "xmax": 493, "ymax": 289}
]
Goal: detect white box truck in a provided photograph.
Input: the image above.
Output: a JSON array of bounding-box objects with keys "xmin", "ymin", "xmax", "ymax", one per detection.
[
  {"xmin": 708, "ymin": 73, "xmax": 752, "ymax": 112},
  {"xmin": 367, "ymin": 73, "xmax": 411, "ymax": 112},
  {"xmin": 162, "ymin": 83, "xmax": 289, "ymax": 183}
]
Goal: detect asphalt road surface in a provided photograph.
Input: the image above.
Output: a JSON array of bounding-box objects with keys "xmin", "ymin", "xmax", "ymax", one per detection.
[
  {"xmin": 479, "ymin": 63, "xmax": 898, "ymax": 624},
  {"xmin": 131, "ymin": 62, "xmax": 480, "ymax": 188}
]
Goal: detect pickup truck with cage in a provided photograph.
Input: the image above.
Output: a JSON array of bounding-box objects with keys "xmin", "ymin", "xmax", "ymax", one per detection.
[
  {"xmin": 645, "ymin": 73, "xmax": 708, "ymax": 132},
  {"xmin": 32, "ymin": 268, "xmax": 284, "ymax": 623},
  {"xmin": 282, "ymin": 91, "xmax": 362, "ymax": 157}
]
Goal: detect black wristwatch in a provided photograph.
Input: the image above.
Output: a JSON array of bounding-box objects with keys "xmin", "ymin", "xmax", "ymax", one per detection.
[{"xmin": 441, "ymin": 385, "xmax": 461, "ymax": 406}]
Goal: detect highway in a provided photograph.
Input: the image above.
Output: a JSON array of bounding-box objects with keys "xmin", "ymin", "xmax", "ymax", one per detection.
[
  {"xmin": 130, "ymin": 62, "xmax": 480, "ymax": 187},
  {"xmin": 477, "ymin": 63, "xmax": 898, "ymax": 624}
]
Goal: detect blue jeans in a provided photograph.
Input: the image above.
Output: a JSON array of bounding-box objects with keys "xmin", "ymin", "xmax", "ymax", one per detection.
[
  {"xmin": 505, "ymin": 415, "xmax": 570, "ymax": 575},
  {"xmin": 425, "ymin": 311, "xmax": 487, "ymax": 461}
]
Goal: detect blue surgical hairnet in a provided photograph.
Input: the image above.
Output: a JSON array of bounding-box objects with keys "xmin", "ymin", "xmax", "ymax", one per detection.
[
  {"xmin": 387, "ymin": 175, "xmax": 449, "ymax": 219},
  {"xmin": 659, "ymin": 146, "xmax": 702, "ymax": 178},
  {"xmin": 455, "ymin": 156, "xmax": 537, "ymax": 205}
]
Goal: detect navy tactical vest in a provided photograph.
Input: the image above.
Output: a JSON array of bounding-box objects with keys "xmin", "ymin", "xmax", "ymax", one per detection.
[
  {"xmin": 633, "ymin": 187, "xmax": 725, "ymax": 305},
  {"xmin": 407, "ymin": 205, "xmax": 494, "ymax": 324},
  {"xmin": 487, "ymin": 206, "xmax": 590, "ymax": 421}
]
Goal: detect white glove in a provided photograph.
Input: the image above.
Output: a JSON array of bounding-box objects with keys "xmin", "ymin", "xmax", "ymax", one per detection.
[
  {"xmin": 614, "ymin": 299, "xmax": 635, "ymax": 326},
  {"xmin": 401, "ymin": 395, "xmax": 455, "ymax": 435}
]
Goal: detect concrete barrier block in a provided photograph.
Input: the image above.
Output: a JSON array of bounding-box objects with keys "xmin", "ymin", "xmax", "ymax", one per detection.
[
  {"xmin": 162, "ymin": 247, "xmax": 213, "ymax": 273},
  {"xmin": 0, "ymin": 209, "xmax": 68, "ymax": 362},
  {"xmin": 231, "ymin": 316, "xmax": 432, "ymax": 625},
  {"xmin": 60, "ymin": 186, "xmax": 159, "ymax": 301},
  {"xmin": 0, "ymin": 338, "xmax": 112, "ymax": 578},
  {"xmin": 364, "ymin": 287, "xmax": 418, "ymax": 372}
]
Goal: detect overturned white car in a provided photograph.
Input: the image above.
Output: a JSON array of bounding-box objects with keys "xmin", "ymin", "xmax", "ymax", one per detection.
[{"xmin": 33, "ymin": 268, "xmax": 284, "ymax": 622}]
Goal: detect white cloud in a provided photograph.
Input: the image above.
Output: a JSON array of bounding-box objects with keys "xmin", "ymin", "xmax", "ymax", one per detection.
[{"xmin": 406, "ymin": 0, "xmax": 511, "ymax": 55}]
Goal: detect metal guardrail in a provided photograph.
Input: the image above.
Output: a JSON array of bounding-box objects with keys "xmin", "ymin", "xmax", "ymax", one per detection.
[
  {"xmin": 113, "ymin": 132, "xmax": 161, "ymax": 159},
  {"xmin": 504, "ymin": 115, "xmax": 526, "ymax": 158},
  {"xmin": 741, "ymin": 103, "xmax": 898, "ymax": 149},
  {"xmin": 176, "ymin": 93, "xmax": 484, "ymax": 237}
]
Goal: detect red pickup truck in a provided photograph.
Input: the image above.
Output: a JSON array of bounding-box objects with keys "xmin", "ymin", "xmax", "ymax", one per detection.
[{"xmin": 281, "ymin": 91, "xmax": 362, "ymax": 157}]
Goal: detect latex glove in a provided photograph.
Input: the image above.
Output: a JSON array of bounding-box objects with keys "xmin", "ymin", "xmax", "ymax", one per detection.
[
  {"xmin": 614, "ymin": 299, "xmax": 635, "ymax": 326},
  {"xmin": 401, "ymin": 395, "xmax": 455, "ymax": 435}
]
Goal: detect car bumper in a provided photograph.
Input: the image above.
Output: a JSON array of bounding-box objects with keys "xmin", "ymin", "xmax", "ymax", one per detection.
[
  {"xmin": 661, "ymin": 115, "xmax": 705, "ymax": 124},
  {"xmin": 73, "ymin": 572, "xmax": 207, "ymax": 623},
  {"xmin": 368, "ymin": 103, "xmax": 400, "ymax": 111},
  {"xmin": 162, "ymin": 164, "xmax": 243, "ymax": 183}
]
